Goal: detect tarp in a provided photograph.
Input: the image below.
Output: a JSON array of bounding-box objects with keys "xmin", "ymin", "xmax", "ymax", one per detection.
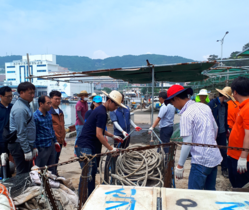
[{"xmin": 28, "ymin": 61, "xmax": 216, "ymax": 84}]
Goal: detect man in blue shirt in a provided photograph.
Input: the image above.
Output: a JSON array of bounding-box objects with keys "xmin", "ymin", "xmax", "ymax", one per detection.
[
  {"xmin": 33, "ymin": 96, "xmax": 60, "ymax": 174},
  {"xmin": 149, "ymin": 92, "xmax": 175, "ymax": 154},
  {"xmin": 110, "ymin": 93, "xmax": 142, "ymax": 148},
  {"xmin": 0, "ymin": 86, "xmax": 13, "ymax": 178}
]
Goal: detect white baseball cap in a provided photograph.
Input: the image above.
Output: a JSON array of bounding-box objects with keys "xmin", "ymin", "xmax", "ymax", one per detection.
[{"xmin": 197, "ymin": 89, "xmax": 208, "ymax": 96}]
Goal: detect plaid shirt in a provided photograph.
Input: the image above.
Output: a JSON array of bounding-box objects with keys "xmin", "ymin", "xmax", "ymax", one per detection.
[{"xmin": 33, "ymin": 109, "xmax": 57, "ymax": 148}]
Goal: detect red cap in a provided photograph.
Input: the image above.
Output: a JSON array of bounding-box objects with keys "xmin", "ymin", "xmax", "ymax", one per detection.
[{"xmin": 167, "ymin": 85, "xmax": 185, "ymax": 98}]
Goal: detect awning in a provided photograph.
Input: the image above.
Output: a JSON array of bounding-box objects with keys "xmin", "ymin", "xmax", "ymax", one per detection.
[
  {"xmin": 28, "ymin": 61, "xmax": 216, "ymax": 83},
  {"xmin": 237, "ymin": 48, "xmax": 249, "ymax": 57}
]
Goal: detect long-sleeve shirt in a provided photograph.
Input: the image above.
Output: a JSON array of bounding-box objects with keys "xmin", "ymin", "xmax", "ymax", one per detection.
[
  {"xmin": 10, "ymin": 97, "xmax": 36, "ymax": 153},
  {"xmin": 0, "ymin": 103, "xmax": 13, "ymax": 143},
  {"xmin": 33, "ymin": 109, "xmax": 57, "ymax": 148}
]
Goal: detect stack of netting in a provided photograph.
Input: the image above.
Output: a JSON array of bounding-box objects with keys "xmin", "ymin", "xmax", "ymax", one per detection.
[{"xmin": 111, "ymin": 144, "xmax": 164, "ymax": 187}]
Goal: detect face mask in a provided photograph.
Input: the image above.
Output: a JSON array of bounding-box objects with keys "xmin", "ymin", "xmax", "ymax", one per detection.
[{"xmin": 83, "ymin": 97, "xmax": 89, "ymax": 101}]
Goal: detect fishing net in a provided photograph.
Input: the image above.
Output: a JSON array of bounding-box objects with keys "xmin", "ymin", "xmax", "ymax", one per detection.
[{"xmin": 3, "ymin": 172, "xmax": 34, "ymax": 198}]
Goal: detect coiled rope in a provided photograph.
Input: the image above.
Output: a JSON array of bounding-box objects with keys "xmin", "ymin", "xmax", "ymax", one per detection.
[{"xmin": 110, "ymin": 144, "xmax": 164, "ymax": 187}]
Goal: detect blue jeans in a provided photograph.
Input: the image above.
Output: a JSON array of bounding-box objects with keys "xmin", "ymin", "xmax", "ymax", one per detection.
[
  {"xmin": 188, "ymin": 164, "xmax": 217, "ymax": 190},
  {"xmin": 160, "ymin": 126, "xmax": 174, "ymax": 154},
  {"xmin": 75, "ymin": 146, "xmax": 97, "ymax": 198},
  {"xmin": 74, "ymin": 125, "xmax": 84, "ymax": 155}
]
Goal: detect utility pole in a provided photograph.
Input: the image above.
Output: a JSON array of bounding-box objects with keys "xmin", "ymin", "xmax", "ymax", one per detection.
[
  {"xmin": 217, "ymin": 31, "xmax": 229, "ymax": 66},
  {"xmin": 27, "ymin": 53, "xmax": 35, "ymax": 112}
]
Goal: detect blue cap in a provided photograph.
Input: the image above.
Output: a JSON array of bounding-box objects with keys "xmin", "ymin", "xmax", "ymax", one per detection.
[{"xmin": 93, "ymin": 96, "xmax": 102, "ymax": 103}]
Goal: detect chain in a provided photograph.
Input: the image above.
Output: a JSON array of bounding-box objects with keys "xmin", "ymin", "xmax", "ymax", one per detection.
[{"xmin": 34, "ymin": 140, "xmax": 249, "ymax": 171}]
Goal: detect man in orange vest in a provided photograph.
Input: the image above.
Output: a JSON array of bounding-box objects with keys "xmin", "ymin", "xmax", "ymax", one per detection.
[{"xmin": 228, "ymin": 77, "xmax": 249, "ymax": 188}]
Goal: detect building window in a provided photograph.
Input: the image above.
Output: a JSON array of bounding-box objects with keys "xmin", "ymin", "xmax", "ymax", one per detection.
[
  {"xmin": 7, "ymin": 78, "xmax": 16, "ymax": 81},
  {"xmin": 37, "ymin": 70, "xmax": 47, "ymax": 72},
  {"xmin": 37, "ymin": 78, "xmax": 45, "ymax": 80},
  {"xmin": 37, "ymin": 64, "xmax": 46, "ymax": 67},
  {"xmin": 7, "ymin": 66, "xmax": 15, "ymax": 68},
  {"xmin": 7, "ymin": 71, "xmax": 15, "ymax": 73}
]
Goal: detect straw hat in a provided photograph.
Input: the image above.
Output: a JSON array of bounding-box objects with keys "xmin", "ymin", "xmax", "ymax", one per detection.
[
  {"xmin": 197, "ymin": 89, "xmax": 208, "ymax": 96},
  {"xmin": 216, "ymin": 87, "xmax": 235, "ymax": 101},
  {"xmin": 89, "ymin": 92, "xmax": 97, "ymax": 100},
  {"xmin": 77, "ymin": 90, "xmax": 90, "ymax": 97},
  {"xmin": 101, "ymin": 90, "xmax": 127, "ymax": 109}
]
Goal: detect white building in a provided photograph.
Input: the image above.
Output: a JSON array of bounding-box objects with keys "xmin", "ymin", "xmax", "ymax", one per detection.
[{"xmin": 5, "ymin": 54, "xmax": 93, "ymax": 96}]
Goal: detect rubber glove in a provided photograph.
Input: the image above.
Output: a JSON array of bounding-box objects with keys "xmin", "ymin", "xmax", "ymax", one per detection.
[
  {"xmin": 109, "ymin": 147, "xmax": 118, "ymax": 152},
  {"xmin": 148, "ymin": 127, "xmax": 153, "ymax": 134},
  {"xmin": 113, "ymin": 135, "xmax": 124, "ymax": 143},
  {"xmin": 32, "ymin": 148, "xmax": 38, "ymax": 159},
  {"xmin": 63, "ymin": 141, "xmax": 67, "ymax": 147},
  {"xmin": 135, "ymin": 126, "xmax": 142, "ymax": 131},
  {"xmin": 237, "ymin": 157, "xmax": 247, "ymax": 174},
  {"xmin": 122, "ymin": 131, "xmax": 129, "ymax": 138},
  {"xmin": 175, "ymin": 166, "xmax": 184, "ymax": 179},
  {"xmin": 55, "ymin": 142, "xmax": 61, "ymax": 153},
  {"xmin": 24, "ymin": 151, "xmax": 33, "ymax": 161}
]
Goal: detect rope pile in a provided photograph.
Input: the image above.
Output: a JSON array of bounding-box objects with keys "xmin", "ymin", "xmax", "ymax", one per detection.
[{"xmin": 111, "ymin": 144, "xmax": 164, "ymax": 187}]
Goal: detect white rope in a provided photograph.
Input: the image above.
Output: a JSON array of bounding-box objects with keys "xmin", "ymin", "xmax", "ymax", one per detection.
[{"xmin": 113, "ymin": 144, "xmax": 164, "ymax": 187}]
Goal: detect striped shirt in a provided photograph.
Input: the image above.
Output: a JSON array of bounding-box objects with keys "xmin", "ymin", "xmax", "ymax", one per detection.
[{"xmin": 180, "ymin": 100, "xmax": 222, "ymax": 168}]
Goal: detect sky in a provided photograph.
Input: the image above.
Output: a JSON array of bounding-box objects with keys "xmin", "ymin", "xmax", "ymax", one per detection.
[{"xmin": 0, "ymin": 0, "xmax": 248, "ymax": 61}]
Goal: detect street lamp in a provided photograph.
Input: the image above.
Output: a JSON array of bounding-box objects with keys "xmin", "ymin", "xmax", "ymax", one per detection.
[{"xmin": 217, "ymin": 31, "xmax": 229, "ymax": 66}]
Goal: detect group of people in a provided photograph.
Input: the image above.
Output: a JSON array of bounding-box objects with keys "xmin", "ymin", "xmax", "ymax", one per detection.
[
  {"xmin": 0, "ymin": 82, "xmax": 66, "ymax": 176},
  {"xmin": 170, "ymin": 76, "xmax": 249, "ymax": 190}
]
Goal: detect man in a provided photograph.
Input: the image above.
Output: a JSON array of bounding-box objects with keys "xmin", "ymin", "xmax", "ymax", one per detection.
[
  {"xmin": 110, "ymin": 93, "xmax": 142, "ymax": 148},
  {"xmin": 75, "ymin": 90, "xmax": 89, "ymax": 146},
  {"xmin": 208, "ymin": 87, "xmax": 232, "ymax": 178},
  {"xmin": 165, "ymin": 84, "xmax": 222, "ymax": 190},
  {"xmin": 148, "ymin": 91, "xmax": 175, "ymax": 154},
  {"xmin": 48, "ymin": 91, "xmax": 66, "ymax": 175},
  {"xmin": 0, "ymin": 86, "xmax": 13, "ymax": 178},
  {"xmin": 75, "ymin": 90, "xmax": 124, "ymax": 197},
  {"xmin": 34, "ymin": 96, "xmax": 61, "ymax": 174},
  {"xmin": 8, "ymin": 82, "xmax": 36, "ymax": 175},
  {"xmin": 228, "ymin": 77, "xmax": 249, "ymax": 188}
]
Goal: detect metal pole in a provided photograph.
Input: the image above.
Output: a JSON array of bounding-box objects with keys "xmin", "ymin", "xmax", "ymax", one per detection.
[
  {"xmin": 151, "ymin": 67, "xmax": 155, "ymax": 141},
  {"xmin": 220, "ymin": 40, "xmax": 223, "ymax": 66},
  {"xmin": 27, "ymin": 53, "xmax": 35, "ymax": 112}
]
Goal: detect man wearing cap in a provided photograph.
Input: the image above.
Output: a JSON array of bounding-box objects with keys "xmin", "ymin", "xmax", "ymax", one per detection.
[
  {"xmin": 110, "ymin": 93, "xmax": 142, "ymax": 148},
  {"xmin": 208, "ymin": 87, "xmax": 232, "ymax": 178},
  {"xmin": 75, "ymin": 90, "xmax": 124, "ymax": 197},
  {"xmin": 75, "ymin": 90, "xmax": 89, "ymax": 143},
  {"xmin": 148, "ymin": 91, "xmax": 175, "ymax": 155},
  {"xmin": 228, "ymin": 77, "xmax": 249, "ymax": 188},
  {"xmin": 195, "ymin": 89, "xmax": 210, "ymax": 104},
  {"xmin": 165, "ymin": 85, "xmax": 222, "ymax": 190}
]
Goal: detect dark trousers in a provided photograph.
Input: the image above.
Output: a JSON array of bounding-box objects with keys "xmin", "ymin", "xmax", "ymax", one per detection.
[
  {"xmin": 227, "ymin": 156, "xmax": 249, "ymax": 188},
  {"xmin": 114, "ymin": 136, "xmax": 130, "ymax": 149},
  {"xmin": 35, "ymin": 142, "xmax": 56, "ymax": 174},
  {"xmin": 160, "ymin": 126, "xmax": 174, "ymax": 154},
  {"xmin": 8, "ymin": 142, "xmax": 33, "ymax": 175},
  {"xmin": 216, "ymin": 132, "xmax": 228, "ymax": 171},
  {"xmin": 55, "ymin": 143, "xmax": 62, "ymax": 172},
  {"xmin": 0, "ymin": 142, "xmax": 11, "ymax": 178}
]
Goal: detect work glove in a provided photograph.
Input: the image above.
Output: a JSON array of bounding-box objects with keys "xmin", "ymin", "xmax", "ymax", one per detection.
[
  {"xmin": 122, "ymin": 131, "xmax": 129, "ymax": 138},
  {"xmin": 32, "ymin": 148, "xmax": 38, "ymax": 159},
  {"xmin": 175, "ymin": 166, "xmax": 184, "ymax": 179},
  {"xmin": 55, "ymin": 142, "xmax": 61, "ymax": 153},
  {"xmin": 135, "ymin": 126, "xmax": 142, "ymax": 131},
  {"xmin": 113, "ymin": 135, "xmax": 124, "ymax": 143},
  {"xmin": 63, "ymin": 141, "xmax": 67, "ymax": 147},
  {"xmin": 24, "ymin": 151, "xmax": 33, "ymax": 161},
  {"xmin": 148, "ymin": 127, "xmax": 153, "ymax": 134},
  {"xmin": 237, "ymin": 157, "xmax": 247, "ymax": 174},
  {"xmin": 109, "ymin": 147, "xmax": 118, "ymax": 152}
]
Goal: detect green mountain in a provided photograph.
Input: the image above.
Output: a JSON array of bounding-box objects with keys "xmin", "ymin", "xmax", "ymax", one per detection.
[{"xmin": 0, "ymin": 54, "xmax": 194, "ymax": 72}]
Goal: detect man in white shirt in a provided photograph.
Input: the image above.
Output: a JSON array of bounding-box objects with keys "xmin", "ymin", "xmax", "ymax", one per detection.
[
  {"xmin": 148, "ymin": 91, "xmax": 175, "ymax": 154},
  {"xmin": 165, "ymin": 85, "xmax": 222, "ymax": 190}
]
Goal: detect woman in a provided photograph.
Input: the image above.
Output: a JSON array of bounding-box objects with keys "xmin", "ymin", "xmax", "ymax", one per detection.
[{"xmin": 195, "ymin": 89, "xmax": 210, "ymax": 104}]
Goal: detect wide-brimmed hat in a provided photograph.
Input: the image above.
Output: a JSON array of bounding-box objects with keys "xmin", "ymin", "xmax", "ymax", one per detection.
[
  {"xmin": 164, "ymin": 85, "xmax": 193, "ymax": 105},
  {"xmin": 93, "ymin": 96, "xmax": 102, "ymax": 103},
  {"xmin": 197, "ymin": 89, "xmax": 208, "ymax": 96},
  {"xmin": 77, "ymin": 90, "xmax": 90, "ymax": 97},
  {"xmin": 101, "ymin": 90, "xmax": 127, "ymax": 109},
  {"xmin": 216, "ymin": 87, "xmax": 235, "ymax": 102},
  {"xmin": 89, "ymin": 93, "xmax": 97, "ymax": 100}
]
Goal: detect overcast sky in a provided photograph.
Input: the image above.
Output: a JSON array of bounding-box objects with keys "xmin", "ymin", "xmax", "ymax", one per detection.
[{"xmin": 0, "ymin": 0, "xmax": 248, "ymax": 61}]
